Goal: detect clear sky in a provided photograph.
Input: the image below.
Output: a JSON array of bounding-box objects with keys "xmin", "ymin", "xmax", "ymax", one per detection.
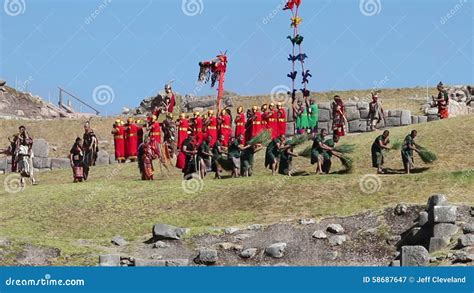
[{"xmin": 1, "ymin": 0, "xmax": 473, "ymax": 115}]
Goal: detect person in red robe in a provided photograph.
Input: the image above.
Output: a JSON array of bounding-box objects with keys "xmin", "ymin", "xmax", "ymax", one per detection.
[
  {"xmin": 261, "ymin": 104, "xmax": 269, "ymax": 129},
  {"xmin": 234, "ymin": 106, "xmax": 246, "ymax": 145},
  {"xmin": 436, "ymin": 82, "xmax": 449, "ymax": 119},
  {"xmin": 219, "ymin": 109, "xmax": 232, "ymax": 146},
  {"xmin": 277, "ymin": 102, "xmax": 287, "ymax": 137},
  {"xmin": 177, "ymin": 113, "xmax": 189, "ymax": 149},
  {"xmin": 163, "ymin": 83, "xmax": 176, "ymax": 113},
  {"xmin": 192, "ymin": 112, "xmax": 204, "ymax": 147},
  {"xmin": 111, "ymin": 119, "xmax": 126, "ymax": 163},
  {"xmin": 250, "ymin": 106, "xmax": 263, "ymax": 139},
  {"xmin": 125, "ymin": 117, "xmax": 139, "ymax": 162},
  {"xmin": 136, "ymin": 119, "xmax": 144, "ymax": 147},
  {"xmin": 268, "ymin": 103, "xmax": 279, "ymax": 139},
  {"xmin": 148, "ymin": 115, "xmax": 162, "ymax": 156},
  {"xmin": 176, "ymin": 129, "xmax": 195, "ymax": 170},
  {"xmin": 206, "ymin": 110, "xmax": 218, "ymax": 147},
  {"xmin": 332, "ymin": 95, "xmax": 347, "ymax": 137}
]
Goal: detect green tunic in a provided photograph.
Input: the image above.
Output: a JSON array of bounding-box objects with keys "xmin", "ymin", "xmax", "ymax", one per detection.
[
  {"xmin": 300, "ymin": 107, "xmax": 309, "ymax": 129},
  {"xmin": 241, "ymin": 147, "xmax": 255, "ymax": 174},
  {"xmin": 310, "ymin": 134, "xmax": 324, "ymax": 165},
  {"xmin": 401, "ymin": 134, "xmax": 414, "ymax": 165},
  {"xmin": 371, "ymin": 135, "xmax": 385, "ymax": 167},
  {"xmin": 278, "ymin": 147, "xmax": 293, "ymax": 175},
  {"xmin": 265, "ymin": 138, "xmax": 281, "ymax": 168},
  {"xmin": 321, "ymin": 139, "xmax": 335, "ymax": 174},
  {"xmin": 228, "ymin": 140, "xmax": 241, "ymax": 158},
  {"xmin": 308, "ymin": 103, "xmax": 319, "ymax": 129}
]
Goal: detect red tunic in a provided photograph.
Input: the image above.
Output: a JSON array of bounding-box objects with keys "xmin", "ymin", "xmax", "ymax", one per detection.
[
  {"xmin": 234, "ymin": 113, "xmax": 246, "ymax": 145},
  {"xmin": 277, "ymin": 108, "xmax": 287, "ymax": 137},
  {"xmin": 269, "ymin": 110, "xmax": 279, "ymax": 139},
  {"xmin": 112, "ymin": 125, "xmax": 126, "ymax": 161},
  {"xmin": 207, "ymin": 116, "xmax": 218, "ymax": 147},
  {"xmin": 177, "ymin": 118, "xmax": 189, "ymax": 148},
  {"xmin": 220, "ymin": 114, "xmax": 232, "ymax": 146},
  {"xmin": 438, "ymin": 101, "xmax": 449, "ymax": 119},
  {"xmin": 150, "ymin": 121, "xmax": 161, "ymax": 143},
  {"xmin": 126, "ymin": 123, "xmax": 139, "ymax": 159},
  {"xmin": 251, "ymin": 111, "xmax": 263, "ymax": 138},
  {"xmin": 194, "ymin": 117, "xmax": 204, "ymax": 146}
]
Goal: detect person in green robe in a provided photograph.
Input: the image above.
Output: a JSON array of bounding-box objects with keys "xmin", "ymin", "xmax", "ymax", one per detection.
[
  {"xmin": 307, "ymin": 98, "xmax": 319, "ymax": 134},
  {"xmin": 371, "ymin": 130, "xmax": 390, "ymax": 174},
  {"xmin": 401, "ymin": 130, "xmax": 419, "ymax": 174},
  {"xmin": 265, "ymin": 135, "xmax": 287, "ymax": 176},
  {"xmin": 321, "ymin": 134, "xmax": 340, "ymax": 174},
  {"xmin": 278, "ymin": 144, "xmax": 299, "ymax": 175},
  {"xmin": 211, "ymin": 134, "xmax": 225, "ymax": 179},
  {"xmin": 227, "ymin": 134, "xmax": 251, "ymax": 178},
  {"xmin": 310, "ymin": 128, "xmax": 333, "ymax": 174},
  {"xmin": 241, "ymin": 143, "xmax": 263, "ymax": 177},
  {"xmin": 293, "ymin": 100, "xmax": 309, "ymax": 134}
]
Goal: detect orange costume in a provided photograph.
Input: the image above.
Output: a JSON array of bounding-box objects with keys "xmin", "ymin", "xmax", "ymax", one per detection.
[
  {"xmin": 277, "ymin": 104, "xmax": 287, "ymax": 137},
  {"xmin": 177, "ymin": 114, "xmax": 189, "ymax": 149},
  {"xmin": 149, "ymin": 116, "xmax": 161, "ymax": 156},
  {"xmin": 111, "ymin": 120, "xmax": 126, "ymax": 162},
  {"xmin": 219, "ymin": 110, "xmax": 232, "ymax": 146},
  {"xmin": 206, "ymin": 110, "xmax": 218, "ymax": 147},
  {"xmin": 251, "ymin": 106, "xmax": 263, "ymax": 139},
  {"xmin": 269, "ymin": 104, "xmax": 279, "ymax": 139},
  {"xmin": 193, "ymin": 113, "xmax": 204, "ymax": 146},
  {"xmin": 234, "ymin": 107, "xmax": 246, "ymax": 145},
  {"xmin": 125, "ymin": 118, "xmax": 139, "ymax": 160}
]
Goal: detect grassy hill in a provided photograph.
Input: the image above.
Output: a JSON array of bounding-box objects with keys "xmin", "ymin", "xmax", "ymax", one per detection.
[{"xmin": 0, "ymin": 115, "xmax": 473, "ymax": 265}]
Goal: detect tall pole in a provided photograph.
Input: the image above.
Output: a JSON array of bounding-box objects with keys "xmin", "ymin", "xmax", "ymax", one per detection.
[{"xmin": 217, "ymin": 70, "xmax": 225, "ymax": 112}]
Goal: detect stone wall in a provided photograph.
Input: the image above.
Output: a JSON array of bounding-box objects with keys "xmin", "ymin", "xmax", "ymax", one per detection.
[{"xmin": 287, "ymin": 102, "xmax": 429, "ymax": 135}]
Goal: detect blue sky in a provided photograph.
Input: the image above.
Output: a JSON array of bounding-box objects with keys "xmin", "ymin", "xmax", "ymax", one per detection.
[{"xmin": 1, "ymin": 0, "xmax": 473, "ymax": 115}]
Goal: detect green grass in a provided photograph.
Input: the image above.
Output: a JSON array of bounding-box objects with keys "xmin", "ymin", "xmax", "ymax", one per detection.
[{"xmin": 0, "ymin": 115, "xmax": 473, "ymax": 265}]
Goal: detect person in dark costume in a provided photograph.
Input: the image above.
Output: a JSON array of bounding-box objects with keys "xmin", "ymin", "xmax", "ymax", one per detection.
[{"xmin": 69, "ymin": 137, "xmax": 85, "ymax": 183}]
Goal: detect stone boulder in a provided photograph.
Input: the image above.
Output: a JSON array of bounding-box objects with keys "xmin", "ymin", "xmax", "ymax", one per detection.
[
  {"xmin": 51, "ymin": 158, "xmax": 71, "ymax": 169},
  {"xmin": 32, "ymin": 139, "xmax": 49, "ymax": 158},
  {"xmin": 345, "ymin": 107, "xmax": 360, "ymax": 121},
  {"xmin": 99, "ymin": 254, "xmax": 120, "ymax": 266},
  {"xmin": 328, "ymin": 235, "xmax": 347, "ymax": 246},
  {"xmin": 240, "ymin": 248, "xmax": 258, "ymax": 259},
  {"xmin": 348, "ymin": 120, "xmax": 367, "ymax": 133},
  {"xmin": 265, "ymin": 243, "xmax": 287, "ymax": 258},
  {"xmin": 433, "ymin": 206, "xmax": 457, "ymax": 223},
  {"xmin": 428, "ymin": 237, "xmax": 450, "ymax": 253},
  {"xmin": 458, "ymin": 235, "xmax": 474, "ymax": 248},
  {"xmin": 426, "ymin": 194, "xmax": 448, "ymax": 211},
  {"xmin": 400, "ymin": 110, "xmax": 411, "ymax": 126},
  {"xmin": 318, "ymin": 109, "xmax": 331, "ymax": 122},
  {"xmin": 433, "ymin": 223, "xmax": 458, "ymax": 239},
  {"xmin": 111, "ymin": 235, "xmax": 127, "ymax": 246},
  {"xmin": 152, "ymin": 224, "xmax": 187, "ymax": 240},
  {"xmin": 96, "ymin": 150, "xmax": 109, "ymax": 166},
  {"xmin": 385, "ymin": 117, "xmax": 400, "ymax": 127},
  {"xmin": 327, "ymin": 224, "xmax": 344, "ymax": 234},
  {"xmin": 195, "ymin": 248, "xmax": 218, "ymax": 265},
  {"xmin": 401, "ymin": 246, "xmax": 429, "ymax": 266},
  {"xmin": 32, "ymin": 157, "xmax": 51, "ymax": 169}
]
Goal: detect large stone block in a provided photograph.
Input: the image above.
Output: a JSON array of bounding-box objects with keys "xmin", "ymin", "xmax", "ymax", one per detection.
[
  {"xmin": 32, "ymin": 138, "xmax": 49, "ymax": 158},
  {"xmin": 411, "ymin": 116, "xmax": 419, "ymax": 124},
  {"xmin": 99, "ymin": 254, "xmax": 120, "ymax": 266},
  {"xmin": 433, "ymin": 223, "xmax": 458, "ymax": 239},
  {"xmin": 32, "ymin": 157, "xmax": 51, "ymax": 169},
  {"xmin": 109, "ymin": 154, "xmax": 116, "ymax": 164},
  {"xmin": 96, "ymin": 150, "xmax": 109, "ymax": 166},
  {"xmin": 458, "ymin": 235, "xmax": 474, "ymax": 248},
  {"xmin": 152, "ymin": 224, "xmax": 187, "ymax": 240},
  {"xmin": 388, "ymin": 110, "xmax": 402, "ymax": 117},
  {"xmin": 426, "ymin": 194, "xmax": 448, "ymax": 211},
  {"xmin": 427, "ymin": 114, "xmax": 439, "ymax": 122},
  {"xmin": 401, "ymin": 246, "xmax": 429, "ymax": 266},
  {"xmin": 357, "ymin": 102, "xmax": 369, "ymax": 110},
  {"xmin": 429, "ymin": 237, "xmax": 449, "ymax": 253},
  {"xmin": 433, "ymin": 206, "xmax": 457, "ymax": 223},
  {"xmin": 318, "ymin": 102, "xmax": 331, "ymax": 110},
  {"xmin": 318, "ymin": 109, "xmax": 331, "ymax": 122},
  {"xmin": 134, "ymin": 259, "xmax": 167, "ymax": 267},
  {"xmin": 318, "ymin": 122, "xmax": 330, "ymax": 133},
  {"xmin": 348, "ymin": 120, "xmax": 367, "ymax": 133},
  {"xmin": 418, "ymin": 116, "xmax": 428, "ymax": 123},
  {"xmin": 345, "ymin": 107, "xmax": 360, "ymax": 121},
  {"xmin": 51, "ymin": 158, "xmax": 71, "ymax": 169},
  {"xmin": 385, "ymin": 117, "xmax": 401, "ymax": 127},
  {"xmin": 359, "ymin": 109, "xmax": 369, "ymax": 119},
  {"xmin": 0, "ymin": 158, "xmax": 7, "ymax": 171},
  {"xmin": 400, "ymin": 110, "xmax": 412, "ymax": 126}
]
